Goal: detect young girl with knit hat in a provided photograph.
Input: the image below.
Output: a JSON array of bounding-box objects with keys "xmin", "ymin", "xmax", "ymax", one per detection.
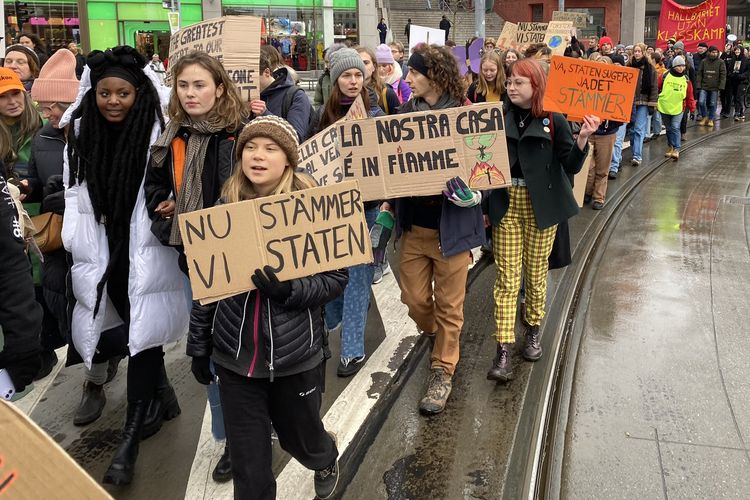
[
  {"xmin": 188, "ymin": 115, "xmax": 346, "ymax": 500},
  {"xmin": 375, "ymin": 43, "xmax": 411, "ymax": 104},
  {"xmin": 315, "ymin": 47, "xmax": 384, "ymax": 377}
]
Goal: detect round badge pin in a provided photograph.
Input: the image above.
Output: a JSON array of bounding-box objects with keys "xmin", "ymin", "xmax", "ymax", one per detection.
[
  {"xmin": 543, "ymin": 118, "xmax": 550, "ymax": 126},
  {"xmin": 544, "ymin": 126, "xmax": 551, "ymax": 133}
]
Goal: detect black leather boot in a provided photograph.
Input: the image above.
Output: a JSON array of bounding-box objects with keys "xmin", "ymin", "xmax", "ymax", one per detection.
[
  {"xmin": 487, "ymin": 343, "xmax": 513, "ymax": 382},
  {"xmin": 212, "ymin": 444, "xmax": 232, "ymax": 482},
  {"xmin": 522, "ymin": 325, "xmax": 543, "ymax": 361},
  {"xmin": 142, "ymin": 365, "xmax": 181, "ymax": 440},
  {"xmin": 102, "ymin": 400, "xmax": 148, "ymax": 486},
  {"xmin": 73, "ymin": 381, "xmax": 107, "ymax": 426}
]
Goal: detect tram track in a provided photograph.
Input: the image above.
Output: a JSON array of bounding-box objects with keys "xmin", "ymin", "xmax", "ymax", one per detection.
[{"xmin": 513, "ymin": 121, "xmax": 750, "ymax": 500}]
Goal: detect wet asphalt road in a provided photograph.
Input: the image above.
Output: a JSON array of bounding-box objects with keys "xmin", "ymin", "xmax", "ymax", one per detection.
[{"xmin": 342, "ymin": 122, "xmax": 750, "ymax": 499}]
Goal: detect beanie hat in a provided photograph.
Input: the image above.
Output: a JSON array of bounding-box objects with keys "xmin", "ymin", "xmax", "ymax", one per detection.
[
  {"xmin": 0, "ymin": 68, "xmax": 26, "ymax": 95},
  {"xmin": 599, "ymin": 36, "xmax": 613, "ymax": 46},
  {"xmin": 708, "ymin": 45, "xmax": 719, "ymax": 52},
  {"xmin": 698, "ymin": 42, "xmax": 708, "ymax": 48},
  {"xmin": 5, "ymin": 44, "xmax": 40, "ymax": 69},
  {"xmin": 668, "ymin": 37, "xmax": 676, "ymax": 44},
  {"xmin": 87, "ymin": 46, "xmax": 148, "ymax": 89},
  {"xmin": 236, "ymin": 115, "xmax": 300, "ymax": 167},
  {"xmin": 329, "ymin": 48, "xmax": 367, "ymax": 84},
  {"xmin": 31, "ymin": 48, "xmax": 80, "ymax": 103},
  {"xmin": 671, "ymin": 55, "xmax": 686, "ymax": 67},
  {"xmin": 673, "ymin": 41, "xmax": 685, "ymax": 50},
  {"xmin": 375, "ymin": 44, "xmax": 395, "ymax": 64}
]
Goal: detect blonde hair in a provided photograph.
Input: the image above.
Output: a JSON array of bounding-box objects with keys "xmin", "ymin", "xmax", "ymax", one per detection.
[
  {"xmin": 167, "ymin": 51, "xmax": 248, "ymax": 131},
  {"xmin": 476, "ymin": 51, "xmax": 506, "ymax": 97},
  {"xmin": 0, "ymin": 90, "xmax": 41, "ymax": 164},
  {"xmin": 221, "ymin": 148, "xmax": 317, "ymax": 203}
]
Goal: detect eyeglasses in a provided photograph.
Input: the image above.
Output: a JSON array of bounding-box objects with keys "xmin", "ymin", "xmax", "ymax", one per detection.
[{"xmin": 505, "ymin": 79, "xmax": 530, "ymax": 88}]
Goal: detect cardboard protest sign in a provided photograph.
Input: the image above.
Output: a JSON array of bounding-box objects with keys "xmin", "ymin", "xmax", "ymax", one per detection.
[
  {"xmin": 297, "ymin": 102, "xmax": 511, "ymax": 202},
  {"xmin": 408, "ymin": 24, "xmax": 446, "ymax": 55},
  {"xmin": 0, "ymin": 401, "xmax": 112, "ymax": 499},
  {"xmin": 516, "ymin": 22, "xmax": 548, "ymax": 45},
  {"xmin": 497, "ymin": 22, "xmax": 518, "ymax": 50},
  {"xmin": 343, "ymin": 94, "xmax": 367, "ymax": 121},
  {"xmin": 552, "ymin": 11, "xmax": 588, "ymax": 29},
  {"xmin": 544, "ymin": 21, "xmax": 574, "ymax": 56},
  {"xmin": 543, "ymin": 56, "xmax": 639, "ymax": 123},
  {"xmin": 656, "ymin": 0, "xmax": 726, "ymax": 53},
  {"xmin": 169, "ymin": 16, "xmax": 262, "ymax": 100},
  {"xmin": 179, "ymin": 181, "xmax": 372, "ymax": 304}
]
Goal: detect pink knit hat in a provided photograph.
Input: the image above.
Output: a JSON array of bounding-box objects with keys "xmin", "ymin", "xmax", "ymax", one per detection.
[
  {"xmin": 31, "ymin": 49, "xmax": 79, "ymax": 103},
  {"xmin": 375, "ymin": 44, "xmax": 395, "ymax": 65}
]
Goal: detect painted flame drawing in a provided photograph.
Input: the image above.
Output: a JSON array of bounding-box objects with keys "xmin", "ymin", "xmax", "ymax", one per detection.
[{"xmin": 464, "ymin": 134, "xmax": 506, "ymax": 188}]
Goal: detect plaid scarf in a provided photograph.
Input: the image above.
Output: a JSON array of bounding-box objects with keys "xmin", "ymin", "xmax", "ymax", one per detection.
[{"xmin": 151, "ymin": 116, "xmax": 227, "ymax": 245}]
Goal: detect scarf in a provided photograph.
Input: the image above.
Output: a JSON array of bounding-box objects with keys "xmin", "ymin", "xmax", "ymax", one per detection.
[
  {"xmin": 151, "ymin": 116, "xmax": 227, "ymax": 245},
  {"xmin": 411, "ymin": 93, "xmax": 461, "ymax": 112},
  {"xmin": 631, "ymin": 57, "xmax": 652, "ymax": 98}
]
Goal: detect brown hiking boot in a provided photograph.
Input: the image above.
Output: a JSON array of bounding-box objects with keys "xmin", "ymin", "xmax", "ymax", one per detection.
[
  {"xmin": 522, "ymin": 325, "xmax": 543, "ymax": 361},
  {"xmin": 707, "ymin": 120, "xmax": 714, "ymax": 128},
  {"xmin": 419, "ymin": 368, "xmax": 452, "ymax": 415},
  {"xmin": 487, "ymin": 343, "xmax": 513, "ymax": 382},
  {"xmin": 671, "ymin": 149, "xmax": 680, "ymax": 160},
  {"xmin": 664, "ymin": 146, "xmax": 674, "ymax": 158},
  {"xmin": 698, "ymin": 117, "xmax": 708, "ymax": 126}
]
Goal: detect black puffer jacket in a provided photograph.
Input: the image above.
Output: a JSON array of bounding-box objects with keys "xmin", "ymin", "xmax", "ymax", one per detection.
[{"xmin": 188, "ymin": 270, "xmax": 348, "ymax": 379}]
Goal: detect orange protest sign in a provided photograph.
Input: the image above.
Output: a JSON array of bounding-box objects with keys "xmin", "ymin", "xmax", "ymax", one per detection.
[{"xmin": 543, "ymin": 56, "xmax": 639, "ymax": 123}]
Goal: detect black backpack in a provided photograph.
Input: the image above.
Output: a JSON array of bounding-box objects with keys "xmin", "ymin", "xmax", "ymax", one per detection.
[{"xmin": 280, "ymin": 86, "xmax": 317, "ymax": 142}]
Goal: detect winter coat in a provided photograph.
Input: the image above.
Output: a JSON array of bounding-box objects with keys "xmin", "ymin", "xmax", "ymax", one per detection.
[
  {"xmin": 0, "ymin": 171, "xmax": 42, "ymax": 370},
  {"xmin": 593, "ymin": 119, "xmax": 623, "ymax": 136},
  {"xmin": 697, "ymin": 55, "xmax": 727, "ymax": 91},
  {"xmin": 486, "ymin": 108, "xmax": 588, "ymax": 230},
  {"xmin": 466, "ymin": 82, "xmax": 505, "ymax": 104},
  {"xmin": 395, "ymin": 97, "xmax": 486, "ymax": 257},
  {"xmin": 61, "ymin": 65, "xmax": 189, "ymax": 367},
  {"xmin": 726, "ymin": 51, "xmax": 750, "ymax": 85},
  {"xmin": 631, "ymin": 61, "xmax": 659, "ymax": 107},
  {"xmin": 377, "ymin": 84, "xmax": 401, "ymax": 115},
  {"xmin": 26, "ymin": 123, "xmax": 66, "ymax": 203},
  {"xmin": 144, "ymin": 128, "xmax": 238, "ymax": 254},
  {"xmin": 388, "ymin": 78, "xmax": 411, "ymax": 104},
  {"xmin": 188, "ymin": 270, "xmax": 348, "ymax": 379},
  {"xmin": 314, "ymin": 71, "xmax": 332, "ymax": 109},
  {"xmin": 261, "ymin": 66, "xmax": 313, "ymax": 142},
  {"xmin": 6, "ymin": 119, "xmax": 40, "ymax": 181}
]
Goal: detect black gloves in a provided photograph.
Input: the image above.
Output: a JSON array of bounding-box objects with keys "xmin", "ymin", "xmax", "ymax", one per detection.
[
  {"xmin": 191, "ymin": 357, "xmax": 213, "ymax": 385},
  {"xmin": 251, "ymin": 266, "xmax": 292, "ymax": 304},
  {"xmin": 5, "ymin": 353, "xmax": 42, "ymax": 392}
]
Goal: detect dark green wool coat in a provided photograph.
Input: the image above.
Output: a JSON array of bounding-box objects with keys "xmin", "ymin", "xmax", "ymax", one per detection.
[{"xmin": 487, "ymin": 109, "xmax": 589, "ymax": 230}]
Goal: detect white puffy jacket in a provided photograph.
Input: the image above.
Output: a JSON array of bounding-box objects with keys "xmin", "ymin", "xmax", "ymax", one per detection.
[{"xmin": 61, "ymin": 64, "xmax": 188, "ymax": 368}]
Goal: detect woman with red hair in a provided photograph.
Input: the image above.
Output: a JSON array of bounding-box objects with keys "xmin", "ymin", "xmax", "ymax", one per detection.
[{"xmin": 484, "ymin": 59, "xmax": 600, "ymax": 381}]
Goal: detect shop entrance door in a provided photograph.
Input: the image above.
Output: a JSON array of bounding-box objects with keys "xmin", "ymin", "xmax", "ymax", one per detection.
[{"xmin": 119, "ymin": 21, "xmax": 171, "ymax": 59}]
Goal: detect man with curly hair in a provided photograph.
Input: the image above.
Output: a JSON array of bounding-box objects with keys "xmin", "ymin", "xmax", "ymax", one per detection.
[{"xmin": 381, "ymin": 44, "xmax": 485, "ymax": 415}]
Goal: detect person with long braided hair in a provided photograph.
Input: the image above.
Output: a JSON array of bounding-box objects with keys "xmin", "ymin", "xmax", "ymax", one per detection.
[{"xmin": 61, "ymin": 46, "xmax": 189, "ymax": 486}]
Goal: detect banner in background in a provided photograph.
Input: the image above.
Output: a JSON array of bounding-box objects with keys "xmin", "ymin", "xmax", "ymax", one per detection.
[{"xmin": 656, "ymin": 0, "xmax": 727, "ymax": 53}]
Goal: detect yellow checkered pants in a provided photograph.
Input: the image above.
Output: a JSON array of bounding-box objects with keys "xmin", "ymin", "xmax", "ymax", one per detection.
[{"xmin": 492, "ymin": 186, "xmax": 557, "ymax": 344}]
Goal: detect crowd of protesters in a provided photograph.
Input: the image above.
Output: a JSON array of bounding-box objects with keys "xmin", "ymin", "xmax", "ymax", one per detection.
[{"xmin": 0, "ymin": 25, "xmax": 747, "ymax": 500}]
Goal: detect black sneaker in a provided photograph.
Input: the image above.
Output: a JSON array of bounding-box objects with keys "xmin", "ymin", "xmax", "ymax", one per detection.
[
  {"xmin": 34, "ymin": 350, "xmax": 58, "ymax": 381},
  {"xmin": 314, "ymin": 433, "xmax": 339, "ymax": 499},
  {"xmin": 212, "ymin": 445, "xmax": 232, "ymax": 483},
  {"xmin": 337, "ymin": 355, "xmax": 365, "ymax": 377},
  {"xmin": 592, "ymin": 201, "xmax": 605, "ymax": 210},
  {"xmin": 608, "ymin": 170, "xmax": 618, "ymax": 180}
]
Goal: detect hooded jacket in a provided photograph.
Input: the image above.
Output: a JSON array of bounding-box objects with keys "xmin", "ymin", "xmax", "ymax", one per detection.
[
  {"xmin": 697, "ymin": 54, "xmax": 727, "ymax": 91},
  {"xmin": 630, "ymin": 58, "xmax": 659, "ymax": 107},
  {"xmin": 61, "ymin": 64, "xmax": 189, "ymax": 367},
  {"xmin": 726, "ymin": 47, "xmax": 750, "ymax": 84},
  {"xmin": 261, "ymin": 66, "xmax": 313, "ymax": 142}
]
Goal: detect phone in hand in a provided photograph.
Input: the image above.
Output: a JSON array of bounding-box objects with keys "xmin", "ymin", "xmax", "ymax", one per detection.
[{"xmin": 0, "ymin": 369, "xmax": 16, "ymax": 401}]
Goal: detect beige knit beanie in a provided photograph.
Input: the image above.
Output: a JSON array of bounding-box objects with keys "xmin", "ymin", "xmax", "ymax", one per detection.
[{"xmin": 31, "ymin": 49, "xmax": 79, "ymax": 103}]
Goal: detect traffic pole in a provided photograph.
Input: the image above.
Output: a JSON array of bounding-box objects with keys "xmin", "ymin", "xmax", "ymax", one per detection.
[{"xmin": 475, "ymin": 0, "xmax": 485, "ymax": 39}]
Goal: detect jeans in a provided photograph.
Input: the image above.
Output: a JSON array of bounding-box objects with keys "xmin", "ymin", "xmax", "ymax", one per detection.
[
  {"xmin": 650, "ymin": 108, "xmax": 662, "ymax": 137},
  {"xmin": 661, "ymin": 112, "xmax": 684, "ymax": 149},
  {"xmin": 631, "ymin": 105, "xmax": 651, "ymax": 162},
  {"xmin": 698, "ymin": 89, "xmax": 718, "ymax": 120},
  {"xmin": 609, "ymin": 123, "xmax": 627, "ymax": 174},
  {"xmin": 324, "ymin": 206, "xmax": 378, "ymax": 360}
]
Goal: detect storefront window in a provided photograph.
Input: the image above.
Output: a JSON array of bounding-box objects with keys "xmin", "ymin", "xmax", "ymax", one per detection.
[{"xmin": 4, "ymin": 0, "xmax": 79, "ymax": 53}]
